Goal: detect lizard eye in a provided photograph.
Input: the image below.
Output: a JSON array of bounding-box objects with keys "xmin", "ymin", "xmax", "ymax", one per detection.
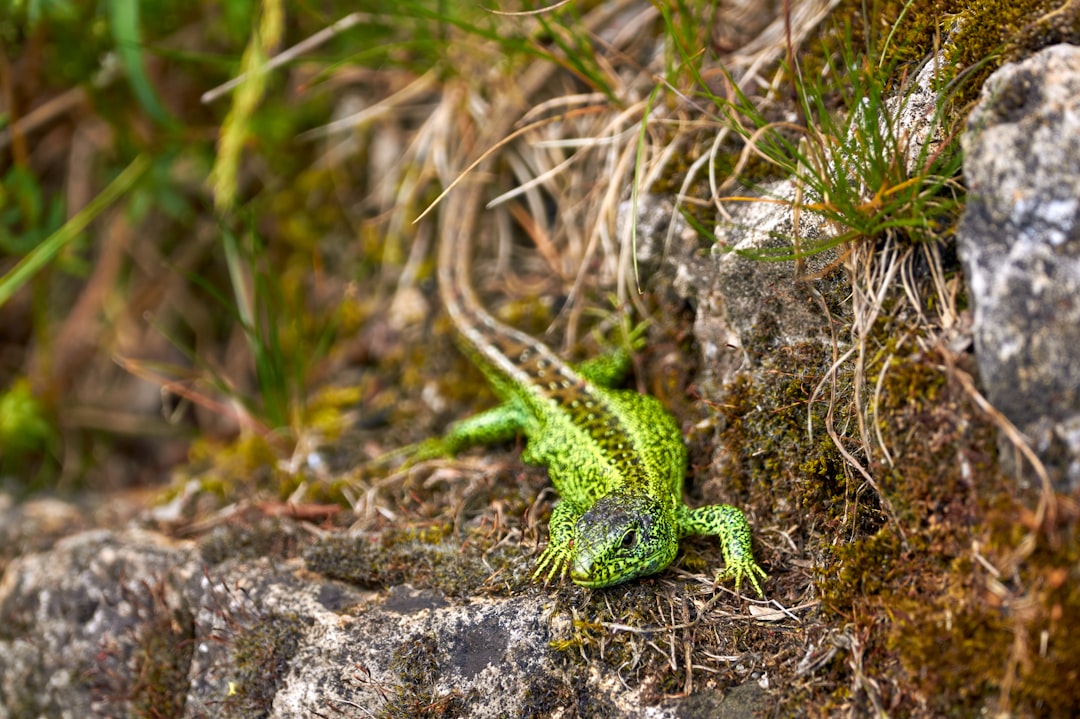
[{"xmin": 621, "ymin": 529, "xmax": 638, "ymax": 549}]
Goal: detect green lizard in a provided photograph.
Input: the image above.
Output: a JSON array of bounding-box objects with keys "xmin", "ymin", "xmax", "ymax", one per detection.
[{"xmin": 416, "ymin": 185, "xmax": 767, "ymax": 596}]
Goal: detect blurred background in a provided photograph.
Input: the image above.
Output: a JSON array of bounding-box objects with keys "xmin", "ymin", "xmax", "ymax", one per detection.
[{"xmin": 0, "ymin": 1, "xmax": 481, "ymax": 499}]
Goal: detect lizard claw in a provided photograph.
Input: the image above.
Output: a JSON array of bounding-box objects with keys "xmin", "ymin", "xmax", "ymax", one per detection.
[
  {"xmin": 532, "ymin": 543, "xmax": 571, "ymax": 585},
  {"xmin": 715, "ymin": 559, "xmax": 768, "ymax": 598}
]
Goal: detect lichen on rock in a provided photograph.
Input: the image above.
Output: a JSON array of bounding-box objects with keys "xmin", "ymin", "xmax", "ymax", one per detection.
[{"xmin": 957, "ymin": 43, "xmax": 1080, "ymax": 492}]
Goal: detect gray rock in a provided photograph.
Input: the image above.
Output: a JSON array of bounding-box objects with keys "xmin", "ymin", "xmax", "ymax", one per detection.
[
  {"xmin": 0, "ymin": 529, "xmax": 195, "ymax": 719},
  {"xmin": 671, "ymin": 178, "xmax": 844, "ymax": 389},
  {"xmin": 0, "ymin": 495, "xmax": 91, "ymax": 576},
  {"xmin": 957, "ymin": 43, "xmax": 1080, "ymax": 491},
  {"xmin": 1, "ymin": 527, "xmax": 730, "ymax": 718}
]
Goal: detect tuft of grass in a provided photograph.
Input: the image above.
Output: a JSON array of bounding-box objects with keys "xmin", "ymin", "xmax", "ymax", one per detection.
[
  {"xmin": 684, "ymin": 33, "xmax": 963, "ymax": 266},
  {"xmin": 219, "ymin": 224, "xmax": 339, "ymax": 436}
]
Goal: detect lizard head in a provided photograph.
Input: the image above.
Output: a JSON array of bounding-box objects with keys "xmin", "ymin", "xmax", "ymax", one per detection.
[{"xmin": 569, "ymin": 494, "xmax": 678, "ymax": 588}]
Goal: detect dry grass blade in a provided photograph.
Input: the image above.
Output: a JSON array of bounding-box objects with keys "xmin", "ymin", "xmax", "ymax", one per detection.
[
  {"xmin": 202, "ymin": 11, "xmax": 371, "ymax": 104},
  {"xmin": 946, "ymin": 357, "xmax": 1057, "ymax": 528},
  {"xmin": 296, "ymin": 70, "xmax": 439, "ymax": 141}
]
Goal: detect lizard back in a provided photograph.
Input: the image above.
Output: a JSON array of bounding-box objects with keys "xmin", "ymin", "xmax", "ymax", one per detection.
[{"xmin": 437, "ymin": 214, "xmax": 680, "ymax": 505}]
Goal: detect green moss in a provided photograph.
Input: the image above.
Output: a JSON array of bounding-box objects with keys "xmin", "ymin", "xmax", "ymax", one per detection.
[
  {"xmin": 378, "ymin": 632, "xmax": 478, "ymax": 719},
  {"xmin": 520, "ymin": 658, "xmax": 623, "ymax": 719},
  {"xmin": 817, "ymin": 525, "xmax": 904, "ymax": 613},
  {"xmin": 304, "ymin": 384, "xmax": 366, "ymax": 441},
  {"xmin": 889, "ymin": 599, "xmax": 1011, "ymax": 713},
  {"xmin": 823, "ymin": 0, "xmax": 1078, "ymax": 112},
  {"xmin": 787, "ymin": 320, "xmax": 1080, "ymax": 714},
  {"xmin": 303, "ymin": 525, "xmax": 528, "ymax": 598},
  {"xmin": 822, "ymin": 0, "xmax": 1065, "ymax": 69},
  {"xmin": 950, "ymin": 0, "xmax": 1073, "ymax": 90},
  {"xmin": 180, "ymin": 434, "xmax": 279, "ymax": 503},
  {"xmin": 713, "ymin": 341, "xmax": 847, "ymax": 513},
  {"xmin": 881, "ymin": 499, "xmax": 1080, "ymax": 715},
  {"xmin": 223, "ymin": 612, "xmax": 308, "ymax": 719},
  {"xmin": 129, "ymin": 603, "xmax": 196, "ymax": 719},
  {"xmin": 199, "ymin": 517, "xmax": 311, "ymax": 566}
]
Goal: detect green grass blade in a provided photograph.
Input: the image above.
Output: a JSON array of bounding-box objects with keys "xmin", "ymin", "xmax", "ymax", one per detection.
[
  {"xmin": 107, "ymin": 0, "xmax": 173, "ymax": 125},
  {"xmin": 0, "ymin": 153, "xmax": 151, "ymax": 309},
  {"xmin": 210, "ymin": 0, "xmax": 283, "ymax": 211}
]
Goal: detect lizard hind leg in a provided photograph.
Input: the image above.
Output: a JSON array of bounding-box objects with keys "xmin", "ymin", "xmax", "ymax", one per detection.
[
  {"xmin": 441, "ymin": 402, "xmax": 528, "ymax": 454},
  {"xmin": 574, "ymin": 316, "xmax": 653, "ymax": 388},
  {"xmin": 372, "ymin": 401, "xmax": 529, "ymax": 471}
]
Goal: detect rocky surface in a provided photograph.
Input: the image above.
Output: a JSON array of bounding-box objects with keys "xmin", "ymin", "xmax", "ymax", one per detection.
[
  {"xmin": 957, "ymin": 43, "xmax": 1080, "ymax": 491},
  {"xmin": 673, "ymin": 178, "xmax": 842, "ymax": 390},
  {"xmin": 0, "ymin": 519, "xmax": 768, "ymax": 718}
]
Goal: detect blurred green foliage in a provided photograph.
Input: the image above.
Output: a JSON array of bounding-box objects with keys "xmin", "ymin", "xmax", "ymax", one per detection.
[
  {"xmin": 0, "ymin": 166, "xmax": 66, "ymax": 254},
  {"xmin": 0, "ymin": 378, "xmax": 58, "ymax": 479},
  {"xmin": 0, "ymin": 0, "xmax": 581, "ymax": 492}
]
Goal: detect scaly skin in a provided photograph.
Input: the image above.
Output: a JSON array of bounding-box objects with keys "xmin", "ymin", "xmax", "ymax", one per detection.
[{"xmin": 423, "ymin": 233, "xmax": 766, "ymax": 596}]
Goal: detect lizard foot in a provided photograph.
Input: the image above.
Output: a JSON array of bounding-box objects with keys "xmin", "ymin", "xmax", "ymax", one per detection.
[
  {"xmin": 532, "ymin": 542, "xmax": 571, "ymax": 585},
  {"xmin": 715, "ymin": 559, "xmax": 768, "ymax": 598}
]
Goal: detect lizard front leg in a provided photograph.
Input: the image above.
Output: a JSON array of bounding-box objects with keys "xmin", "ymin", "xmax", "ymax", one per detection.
[
  {"xmin": 532, "ymin": 500, "xmax": 582, "ymax": 584},
  {"xmin": 677, "ymin": 503, "xmax": 767, "ymax": 597}
]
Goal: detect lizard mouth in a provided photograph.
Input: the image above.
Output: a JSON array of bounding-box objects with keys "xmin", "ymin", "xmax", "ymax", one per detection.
[
  {"xmin": 569, "ymin": 554, "xmax": 604, "ymax": 587},
  {"xmin": 570, "ymin": 571, "xmax": 613, "ymax": 588},
  {"xmin": 569, "ymin": 552, "xmax": 627, "ymax": 588}
]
